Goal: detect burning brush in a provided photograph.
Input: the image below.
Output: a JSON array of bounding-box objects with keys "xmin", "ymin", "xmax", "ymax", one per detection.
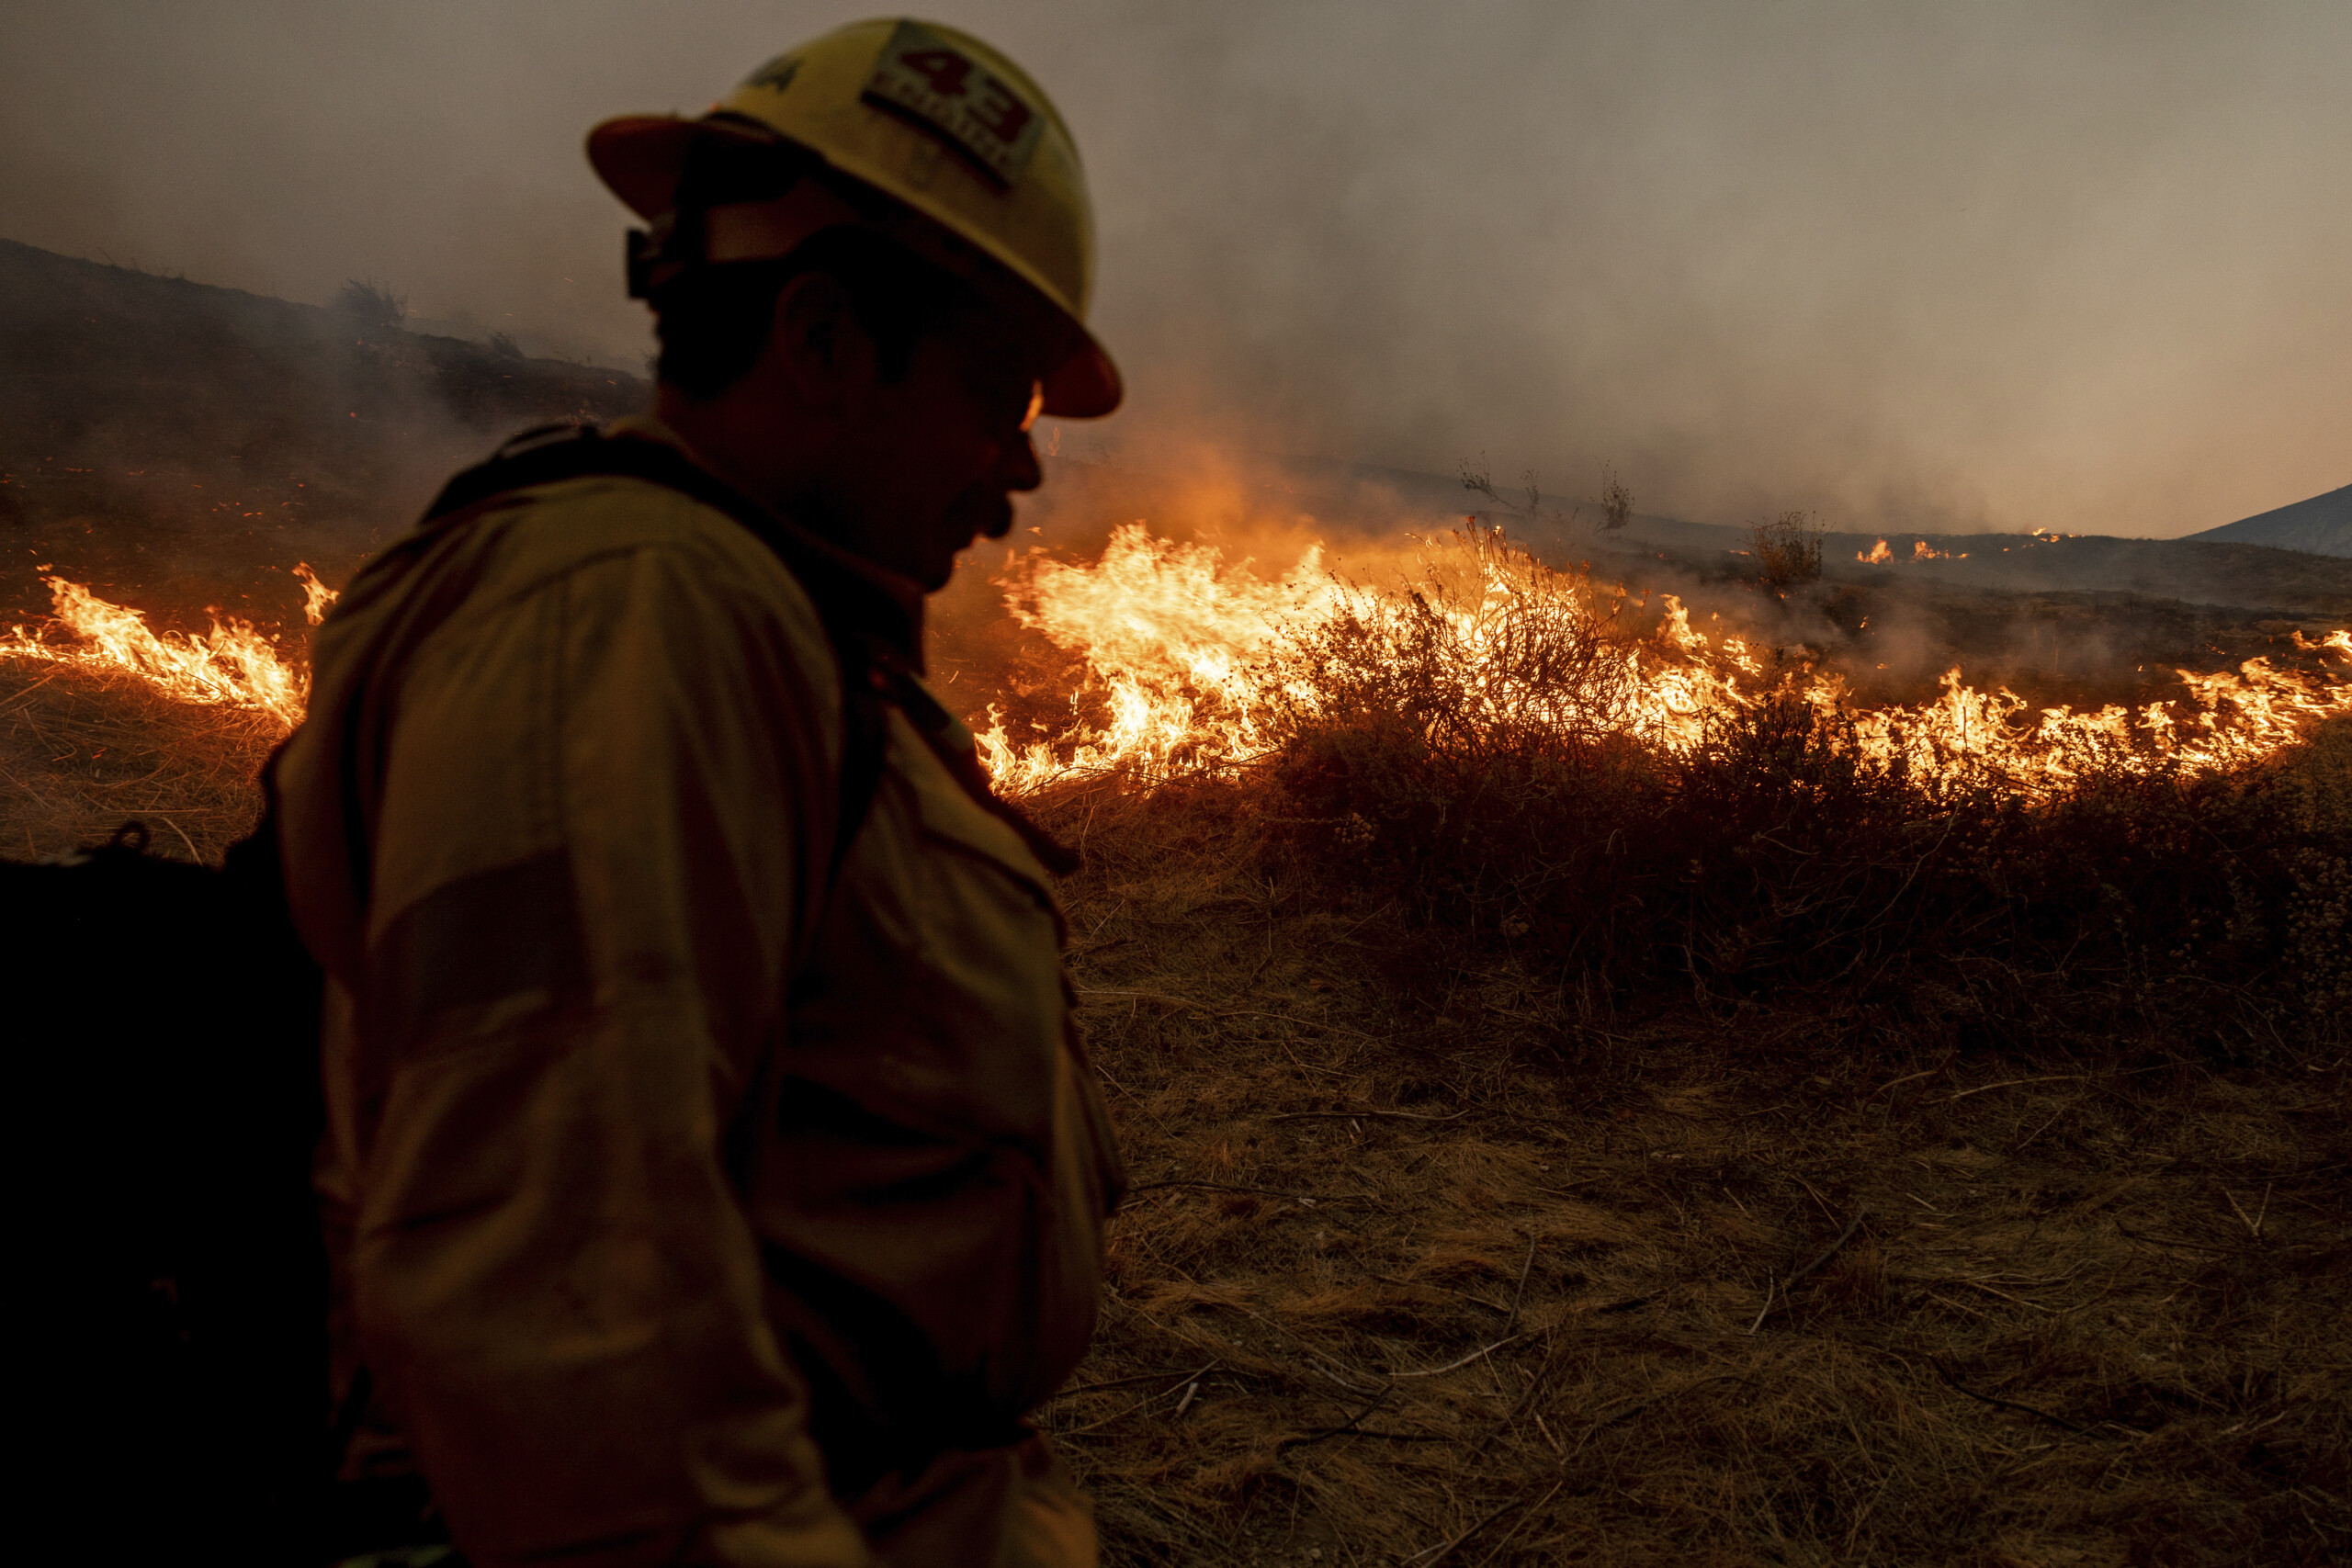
[
  {"xmin": 2, "ymin": 567, "xmax": 336, "ymax": 735},
  {"xmin": 7, "ymin": 532, "xmax": 2350, "ymax": 806},
  {"xmin": 978, "ymin": 525, "xmax": 2352, "ymax": 802}
]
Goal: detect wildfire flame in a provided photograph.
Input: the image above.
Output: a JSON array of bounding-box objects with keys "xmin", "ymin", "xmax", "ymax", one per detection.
[
  {"xmin": 1, "ymin": 570, "xmax": 335, "ymax": 733},
  {"xmin": 1859, "ymin": 539, "xmax": 1893, "ymax": 564},
  {"xmin": 976, "ymin": 525, "xmax": 2352, "ymax": 801},
  {"xmin": 8, "ymin": 539, "xmax": 2347, "ymax": 809},
  {"xmin": 294, "ymin": 561, "xmax": 336, "ymax": 627}
]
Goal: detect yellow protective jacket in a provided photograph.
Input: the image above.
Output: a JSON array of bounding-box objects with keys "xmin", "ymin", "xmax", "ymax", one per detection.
[{"xmin": 275, "ymin": 420, "xmax": 1124, "ymax": 1567}]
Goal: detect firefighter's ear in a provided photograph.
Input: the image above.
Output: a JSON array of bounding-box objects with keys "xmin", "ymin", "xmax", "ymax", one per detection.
[{"xmin": 770, "ymin": 271, "xmax": 876, "ymax": 406}]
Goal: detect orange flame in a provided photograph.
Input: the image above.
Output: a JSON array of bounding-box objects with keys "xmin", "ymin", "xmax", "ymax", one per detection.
[
  {"xmin": 1859, "ymin": 538, "xmax": 1893, "ymax": 564},
  {"xmin": 9, "ymin": 552, "xmax": 2346, "ymax": 808},
  {"xmin": 977, "ymin": 525, "xmax": 2352, "ymax": 801},
  {"xmin": 294, "ymin": 562, "xmax": 336, "ymax": 626},
  {"xmin": 1, "ymin": 576, "xmax": 323, "ymax": 732}
]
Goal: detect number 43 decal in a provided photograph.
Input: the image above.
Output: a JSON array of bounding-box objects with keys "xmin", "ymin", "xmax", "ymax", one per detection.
[{"xmin": 863, "ymin": 20, "xmax": 1046, "ymax": 187}]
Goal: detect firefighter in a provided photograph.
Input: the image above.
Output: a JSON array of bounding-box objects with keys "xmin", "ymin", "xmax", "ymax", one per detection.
[{"xmin": 274, "ymin": 19, "xmax": 1125, "ymax": 1566}]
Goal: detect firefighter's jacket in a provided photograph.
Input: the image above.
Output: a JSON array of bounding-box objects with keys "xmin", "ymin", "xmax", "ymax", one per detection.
[{"xmin": 275, "ymin": 420, "xmax": 1125, "ymax": 1567}]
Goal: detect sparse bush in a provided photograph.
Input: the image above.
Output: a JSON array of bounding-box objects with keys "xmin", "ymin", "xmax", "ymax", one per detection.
[
  {"xmin": 487, "ymin": 330, "xmax": 524, "ymax": 360},
  {"xmin": 332, "ymin": 277, "xmax": 407, "ymax": 338},
  {"xmin": 1246, "ymin": 543, "xmax": 2352, "ymax": 1059},
  {"xmin": 1596, "ymin": 462, "xmax": 1633, "ymax": 533},
  {"xmin": 1750, "ymin": 508, "xmax": 1824, "ymax": 587},
  {"xmin": 1457, "ymin": 453, "xmax": 1556, "ymax": 526}
]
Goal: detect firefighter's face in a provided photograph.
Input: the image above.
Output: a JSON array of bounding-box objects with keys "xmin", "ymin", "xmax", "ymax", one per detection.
[{"xmin": 787, "ymin": 283, "xmax": 1046, "ymax": 591}]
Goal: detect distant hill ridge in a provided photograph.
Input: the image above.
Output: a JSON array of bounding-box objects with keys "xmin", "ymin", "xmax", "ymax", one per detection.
[
  {"xmin": 1121, "ymin": 452, "xmax": 2352, "ymax": 617},
  {"xmin": 2187, "ymin": 485, "xmax": 2351, "ymax": 558},
  {"xmin": 0, "ymin": 235, "xmax": 643, "ymax": 531}
]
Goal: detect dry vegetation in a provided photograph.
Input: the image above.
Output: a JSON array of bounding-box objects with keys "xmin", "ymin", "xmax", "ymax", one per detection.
[
  {"xmin": 1034, "ymin": 777, "xmax": 2348, "ymax": 1567},
  {"xmin": 5, "ymin": 527, "xmax": 2346, "ymax": 1568},
  {"xmin": 1750, "ymin": 511, "xmax": 1826, "ymax": 589},
  {"xmin": 0, "ymin": 661, "xmax": 274, "ymax": 863},
  {"xmin": 994, "ymin": 539, "xmax": 2349, "ymax": 1565}
]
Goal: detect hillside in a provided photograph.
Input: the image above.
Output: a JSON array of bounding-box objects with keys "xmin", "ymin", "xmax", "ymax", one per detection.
[
  {"xmin": 2188, "ymin": 483, "xmax": 2352, "ymax": 558},
  {"xmin": 0, "ymin": 237, "xmax": 644, "ymax": 628},
  {"xmin": 1239, "ymin": 454, "xmax": 2352, "ymax": 615}
]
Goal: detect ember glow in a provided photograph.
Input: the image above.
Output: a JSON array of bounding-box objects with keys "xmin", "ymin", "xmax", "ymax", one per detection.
[
  {"xmin": 977, "ymin": 525, "xmax": 2352, "ymax": 800},
  {"xmin": 1, "ymin": 571, "xmax": 333, "ymax": 732}
]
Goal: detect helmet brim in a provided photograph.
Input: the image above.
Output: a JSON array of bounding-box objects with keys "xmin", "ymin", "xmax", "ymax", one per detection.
[{"xmin": 588, "ymin": 113, "xmax": 1122, "ymax": 417}]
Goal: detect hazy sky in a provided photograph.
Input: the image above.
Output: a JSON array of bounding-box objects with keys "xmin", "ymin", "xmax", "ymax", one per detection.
[{"xmin": 3, "ymin": 2, "xmax": 2345, "ymax": 536}]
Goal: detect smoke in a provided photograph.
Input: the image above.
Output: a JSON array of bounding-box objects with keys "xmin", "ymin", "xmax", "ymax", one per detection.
[{"xmin": 3, "ymin": 2, "xmax": 2346, "ymax": 537}]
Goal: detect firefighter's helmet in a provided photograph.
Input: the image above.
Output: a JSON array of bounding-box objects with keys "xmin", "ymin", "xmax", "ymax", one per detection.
[{"xmin": 589, "ymin": 17, "xmax": 1119, "ymax": 417}]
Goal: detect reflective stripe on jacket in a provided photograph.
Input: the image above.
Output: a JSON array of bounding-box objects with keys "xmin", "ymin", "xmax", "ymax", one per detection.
[{"xmin": 276, "ymin": 422, "xmax": 1124, "ymax": 1567}]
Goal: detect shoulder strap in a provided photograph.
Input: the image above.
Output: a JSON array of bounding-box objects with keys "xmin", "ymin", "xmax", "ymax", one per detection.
[{"xmin": 424, "ymin": 423, "xmax": 899, "ymax": 880}]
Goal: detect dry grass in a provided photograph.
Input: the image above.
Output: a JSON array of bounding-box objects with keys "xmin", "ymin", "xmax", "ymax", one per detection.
[
  {"xmin": 1041, "ymin": 784, "xmax": 2350, "ymax": 1567},
  {"xmin": 6, "ymin": 629, "xmax": 2345, "ymax": 1568},
  {"xmin": 0, "ymin": 661, "xmax": 275, "ymax": 862}
]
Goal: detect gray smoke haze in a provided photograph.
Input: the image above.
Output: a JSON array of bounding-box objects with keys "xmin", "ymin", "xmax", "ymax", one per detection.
[{"xmin": 3, "ymin": 1, "xmax": 2344, "ymax": 538}]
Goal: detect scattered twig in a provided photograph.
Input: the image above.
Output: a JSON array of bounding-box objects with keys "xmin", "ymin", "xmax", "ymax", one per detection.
[
  {"xmin": 1866, "ymin": 1057, "xmax": 1954, "ymax": 1100},
  {"xmin": 1391, "ymin": 1333, "xmax": 1530, "ymax": 1380},
  {"xmin": 2007, "ymin": 1094, "xmax": 2086, "ymax": 1155},
  {"xmin": 1072, "ymin": 987, "xmax": 1198, "ymax": 1010},
  {"xmin": 1045, "ymin": 1361, "xmax": 1216, "ymax": 1403},
  {"xmin": 2222, "ymin": 1184, "xmax": 2269, "ymax": 1243},
  {"xmin": 1933, "ymin": 1359, "xmax": 2107, "ymax": 1439},
  {"xmin": 1276, "ymin": 1387, "xmax": 1390, "ymax": 1451},
  {"xmin": 1233, "ymin": 1305, "xmax": 1385, "ymax": 1393},
  {"xmin": 136, "ymin": 810, "xmax": 201, "ymax": 861},
  {"xmin": 1752, "ymin": 1210, "xmax": 1868, "ymax": 1329},
  {"xmin": 1747, "ymin": 1273, "xmax": 1775, "ymax": 1336},
  {"xmin": 1373, "ymin": 1273, "xmax": 1512, "ymax": 1314},
  {"xmin": 1948, "ymin": 1074, "xmax": 2088, "ymax": 1101},
  {"xmin": 1951, "ymin": 1278, "xmax": 2051, "ymax": 1313},
  {"xmin": 1785, "ymin": 1210, "xmax": 1869, "ymax": 1291},
  {"xmin": 1266, "ymin": 1108, "xmax": 1470, "ymax": 1124},
  {"xmin": 2115, "ymin": 1223, "xmax": 2268, "ymax": 1257},
  {"xmin": 1274, "ymin": 1388, "xmax": 1444, "ymax": 1450},
  {"xmin": 1468, "ymin": 1479, "xmax": 1566, "ymax": 1568},
  {"xmin": 1464, "ymin": 1329, "xmax": 1566, "ymax": 1461},
  {"xmin": 1129, "ymin": 1179, "xmax": 1326, "ymax": 1202},
  {"xmin": 1405, "ymin": 1484, "xmax": 1537, "ymax": 1567},
  {"xmin": 1216, "ymin": 1007, "xmax": 1381, "ymax": 1039},
  {"xmin": 1504, "ymin": 1235, "xmax": 1538, "ymax": 1337},
  {"xmin": 0, "ymin": 767, "xmax": 55, "ymax": 811}
]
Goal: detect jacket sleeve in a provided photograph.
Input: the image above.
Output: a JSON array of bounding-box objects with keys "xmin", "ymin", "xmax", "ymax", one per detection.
[{"xmin": 343, "ymin": 537, "xmax": 874, "ymax": 1566}]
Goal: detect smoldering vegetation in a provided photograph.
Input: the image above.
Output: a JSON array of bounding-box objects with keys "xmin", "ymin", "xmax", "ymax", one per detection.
[
  {"xmin": 997, "ymin": 550, "xmax": 2348, "ymax": 1565},
  {"xmin": 940, "ymin": 501, "xmax": 2351, "ymax": 1564}
]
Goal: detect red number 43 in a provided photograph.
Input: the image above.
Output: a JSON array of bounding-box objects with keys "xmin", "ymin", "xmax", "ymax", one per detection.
[{"xmin": 898, "ymin": 48, "xmax": 972, "ymax": 96}]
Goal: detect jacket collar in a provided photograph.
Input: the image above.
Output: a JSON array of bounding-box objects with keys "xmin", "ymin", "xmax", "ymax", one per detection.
[{"xmin": 607, "ymin": 414, "xmax": 931, "ymax": 670}]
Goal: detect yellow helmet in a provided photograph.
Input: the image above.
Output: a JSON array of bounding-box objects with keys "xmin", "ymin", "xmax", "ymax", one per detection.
[{"xmin": 589, "ymin": 17, "xmax": 1120, "ymax": 417}]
